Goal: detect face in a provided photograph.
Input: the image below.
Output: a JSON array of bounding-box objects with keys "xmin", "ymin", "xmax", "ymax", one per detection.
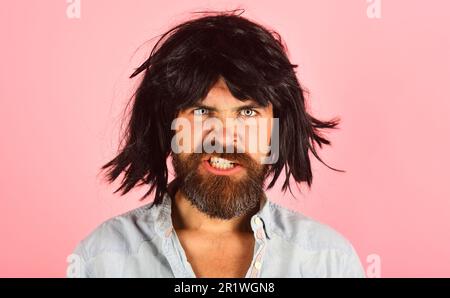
[{"xmin": 171, "ymin": 77, "xmax": 274, "ymax": 219}]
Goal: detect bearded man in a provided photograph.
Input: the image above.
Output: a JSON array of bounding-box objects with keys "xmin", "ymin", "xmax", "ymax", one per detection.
[{"xmin": 69, "ymin": 11, "xmax": 365, "ymax": 278}]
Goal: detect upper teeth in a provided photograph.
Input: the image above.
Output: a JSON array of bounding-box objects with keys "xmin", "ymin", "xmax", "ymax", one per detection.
[
  {"xmin": 210, "ymin": 157, "xmax": 233, "ymax": 164},
  {"xmin": 209, "ymin": 157, "xmax": 235, "ymax": 169}
]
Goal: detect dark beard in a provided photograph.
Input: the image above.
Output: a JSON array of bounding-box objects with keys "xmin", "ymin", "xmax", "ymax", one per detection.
[{"xmin": 171, "ymin": 151, "xmax": 268, "ymax": 220}]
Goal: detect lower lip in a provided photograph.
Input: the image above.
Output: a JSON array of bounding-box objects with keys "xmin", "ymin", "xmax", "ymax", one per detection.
[{"xmin": 202, "ymin": 160, "xmax": 243, "ymax": 176}]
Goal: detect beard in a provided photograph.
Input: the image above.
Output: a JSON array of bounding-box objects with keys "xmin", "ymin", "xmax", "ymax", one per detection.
[{"xmin": 171, "ymin": 150, "xmax": 269, "ymax": 220}]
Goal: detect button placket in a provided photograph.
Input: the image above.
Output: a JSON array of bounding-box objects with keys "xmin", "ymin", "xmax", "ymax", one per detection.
[
  {"xmin": 161, "ymin": 235, "xmax": 184, "ymax": 277},
  {"xmin": 156, "ymin": 196, "xmax": 192, "ymax": 278},
  {"xmin": 250, "ymin": 244, "xmax": 266, "ymax": 278},
  {"xmin": 249, "ymin": 217, "xmax": 267, "ymax": 278}
]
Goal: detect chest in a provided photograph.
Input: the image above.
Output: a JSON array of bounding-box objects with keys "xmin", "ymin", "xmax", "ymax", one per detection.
[{"xmin": 175, "ymin": 231, "xmax": 256, "ymax": 278}]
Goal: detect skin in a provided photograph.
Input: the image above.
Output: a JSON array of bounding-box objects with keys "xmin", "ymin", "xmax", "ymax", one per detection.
[{"xmin": 170, "ymin": 77, "xmax": 274, "ymax": 277}]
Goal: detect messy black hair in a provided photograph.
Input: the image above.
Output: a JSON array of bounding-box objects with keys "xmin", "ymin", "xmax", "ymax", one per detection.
[{"xmin": 100, "ymin": 9, "xmax": 342, "ymax": 205}]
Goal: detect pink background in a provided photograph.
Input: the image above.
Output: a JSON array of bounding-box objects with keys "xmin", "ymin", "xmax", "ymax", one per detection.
[{"xmin": 1, "ymin": 0, "xmax": 449, "ymax": 277}]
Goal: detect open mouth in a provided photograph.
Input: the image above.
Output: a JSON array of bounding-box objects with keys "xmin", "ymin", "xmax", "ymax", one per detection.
[
  {"xmin": 200, "ymin": 156, "xmax": 244, "ymax": 176},
  {"xmin": 207, "ymin": 156, "xmax": 239, "ymax": 170}
]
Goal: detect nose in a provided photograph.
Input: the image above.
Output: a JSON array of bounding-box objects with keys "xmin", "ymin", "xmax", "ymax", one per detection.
[{"xmin": 204, "ymin": 117, "xmax": 243, "ymax": 153}]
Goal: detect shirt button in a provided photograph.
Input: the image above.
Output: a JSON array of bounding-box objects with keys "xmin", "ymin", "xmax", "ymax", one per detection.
[
  {"xmin": 253, "ymin": 217, "xmax": 262, "ymax": 226},
  {"xmin": 254, "ymin": 261, "xmax": 262, "ymax": 270}
]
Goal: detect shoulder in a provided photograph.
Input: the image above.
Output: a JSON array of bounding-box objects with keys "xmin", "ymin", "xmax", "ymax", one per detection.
[
  {"xmin": 267, "ymin": 201, "xmax": 355, "ymax": 254},
  {"xmin": 72, "ymin": 202, "xmax": 158, "ymax": 262},
  {"xmin": 267, "ymin": 201, "xmax": 365, "ymax": 277}
]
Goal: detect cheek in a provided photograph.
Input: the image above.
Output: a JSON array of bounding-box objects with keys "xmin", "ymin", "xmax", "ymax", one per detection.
[
  {"xmin": 253, "ymin": 118, "xmax": 273, "ymax": 155},
  {"xmin": 265, "ymin": 118, "xmax": 272, "ymax": 145},
  {"xmin": 247, "ymin": 152, "xmax": 259, "ymax": 161},
  {"xmin": 173, "ymin": 114, "xmax": 204, "ymax": 154}
]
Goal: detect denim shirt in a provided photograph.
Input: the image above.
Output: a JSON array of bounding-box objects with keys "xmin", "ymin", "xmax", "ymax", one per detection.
[{"xmin": 68, "ymin": 192, "xmax": 366, "ymax": 278}]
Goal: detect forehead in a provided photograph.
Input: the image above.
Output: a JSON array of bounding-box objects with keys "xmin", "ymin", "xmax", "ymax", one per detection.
[{"xmin": 200, "ymin": 77, "xmax": 257, "ymax": 106}]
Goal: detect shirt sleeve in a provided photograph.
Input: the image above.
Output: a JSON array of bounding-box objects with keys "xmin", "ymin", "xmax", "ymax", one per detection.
[
  {"xmin": 66, "ymin": 240, "xmax": 90, "ymax": 278},
  {"xmin": 339, "ymin": 244, "xmax": 366, "ymax": 278}
]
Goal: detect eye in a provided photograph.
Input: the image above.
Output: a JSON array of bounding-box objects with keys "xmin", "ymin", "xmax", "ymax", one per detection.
[
  {"xmin": 193, "ymin": 108, "xmax": 209, "ymax": 116},
  {"xmin": 239, "ymin": 108, "xmax": 257, "ymax": 117}
]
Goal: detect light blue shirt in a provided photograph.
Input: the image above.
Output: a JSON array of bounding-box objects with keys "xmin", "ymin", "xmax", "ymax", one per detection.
[{"xmin": 68, "ymin": 192, "xmax": 365, "ymax": 278}]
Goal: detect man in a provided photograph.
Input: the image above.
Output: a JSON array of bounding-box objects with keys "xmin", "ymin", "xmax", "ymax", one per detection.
[{"xmin": 68, "ymin": 11, "xmax": 365, "ymax": 278}]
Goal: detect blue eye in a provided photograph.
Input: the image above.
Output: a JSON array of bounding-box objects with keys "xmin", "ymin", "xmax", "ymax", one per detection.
[
  {"xmin": 193, "ymin": 108, "xmax": 209, "ymax": 116},
  {"xmin": 239, "ymin": 109, "xmax": 257, "ymax": 117}
]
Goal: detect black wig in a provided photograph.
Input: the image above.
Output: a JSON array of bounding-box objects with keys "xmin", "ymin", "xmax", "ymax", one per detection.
[{"xmin": 100, "ymin": 9, "xmax": 342, "ymax": 205}]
